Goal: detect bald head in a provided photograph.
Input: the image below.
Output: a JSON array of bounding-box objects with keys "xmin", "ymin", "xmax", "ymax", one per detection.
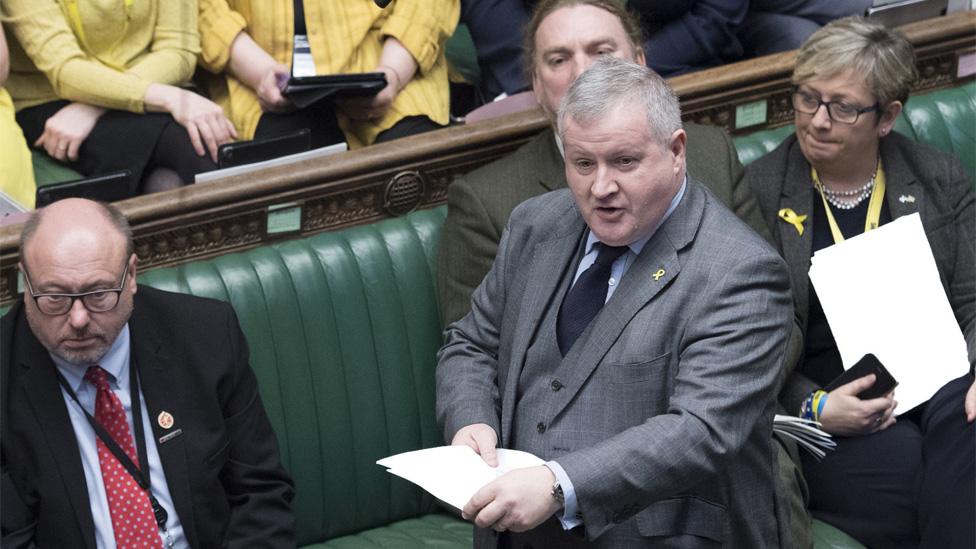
[
  {"xmin": 19, "ymin": 199, "xmax": 138, "ymax": 365},
  {"xmin": 20, "ymin": 199, "xmax": 133, "ymax": 270}
]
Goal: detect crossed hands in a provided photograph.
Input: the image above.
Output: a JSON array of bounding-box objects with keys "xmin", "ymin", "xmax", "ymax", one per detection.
[{"xmin": 452, "ymin": 423, "xmax": 562, "ymax": 533}]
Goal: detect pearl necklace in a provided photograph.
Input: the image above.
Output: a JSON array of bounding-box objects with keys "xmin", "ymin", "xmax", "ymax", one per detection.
[{"xmin": 821, "ymin": 173, "xmax": 876, "ymax": 210}]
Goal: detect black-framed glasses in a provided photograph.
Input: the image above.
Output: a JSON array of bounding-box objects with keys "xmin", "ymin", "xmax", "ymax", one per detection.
[
  {"xmin": 23, "ymin": 261, "xmax": 130, "ymax": 316},
  {"xmin": 792, "ymin": 88, "xmax": 880, "ymax": 125}
]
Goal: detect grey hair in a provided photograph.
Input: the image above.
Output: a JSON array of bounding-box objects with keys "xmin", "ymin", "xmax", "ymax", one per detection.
[
  {"xmin": 793, "ymin": 16, "xmax": 917, "ymax": 107},
  {"xmin": 20, "ymin": 200, "xmax": 135, "ymax": 266},
  {"xmin": 557, "ymin": 56, "xmax": 682, "ymax": 146}
]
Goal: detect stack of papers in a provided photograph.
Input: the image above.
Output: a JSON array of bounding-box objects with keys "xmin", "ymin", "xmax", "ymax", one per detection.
[
  {"xmin": 377, "ymin": 446, "xmax": 544, "ymax": 510},
  {"xmin": 774, "ymin": 415, "xmax": 835, "ymax": 460},
  {"xmin": 808, "ymin": 213, "xmax": 970, "ymax": 414}
]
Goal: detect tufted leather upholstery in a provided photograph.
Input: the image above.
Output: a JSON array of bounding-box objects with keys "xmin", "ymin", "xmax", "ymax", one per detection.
[
  {"xmin": 733, "ymin": 81, "xmax": 976, "ymax": 182},
  {"xmin": 139, "ymin": 208, "xmax": 469, "ymax": 548}
]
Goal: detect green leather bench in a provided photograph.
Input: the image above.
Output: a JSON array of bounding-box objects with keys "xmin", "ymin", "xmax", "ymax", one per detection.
[{"xmin": 127, "ymin": 80, "xmax": 973, "ymax": 548}]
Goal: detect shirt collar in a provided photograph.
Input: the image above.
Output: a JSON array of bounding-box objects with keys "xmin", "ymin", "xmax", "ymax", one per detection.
[
  {"xmin": 584, "ymin": 176, "xmax": 687, "ymax": 255},
  {"xmin": 52, "ymin": 324, "xmax": 131, "ymax": 392}
]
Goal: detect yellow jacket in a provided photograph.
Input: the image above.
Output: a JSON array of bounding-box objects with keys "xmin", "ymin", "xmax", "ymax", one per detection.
[
  {"xmin": 198, "ymin": 0, "xmax": 458, "ymax": 148},
  {"xmin": 0, "ymin": 88, "xmax": 35, "ymax": 208},
  {"xmin": 1, "ymin": 0, "xmax": 200, "ymax": 113}
]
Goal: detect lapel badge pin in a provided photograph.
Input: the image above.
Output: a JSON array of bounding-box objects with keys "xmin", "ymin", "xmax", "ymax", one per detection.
[
  {"xmin": 898, "ymin": 194, "xmax": 915, "ymax": 204},
  {"xmin": 778, "ymin": 208, "xmax": 807, "ymax": 236},
  {"xmin": 157, "ymin": 411, "xmax": 175, "ymax": 430},
  {"xmin": 653, "ymin": 268, "xmax": 665, "ymax": 281}
]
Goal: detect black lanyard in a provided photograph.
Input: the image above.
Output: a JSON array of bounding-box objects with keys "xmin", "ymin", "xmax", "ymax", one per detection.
[{"xmin": 56, "ymin": 364, "xmax": 169, "ymax": 530}]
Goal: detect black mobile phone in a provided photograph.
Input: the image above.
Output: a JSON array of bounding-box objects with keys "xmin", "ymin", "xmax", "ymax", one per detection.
[
  {"xmin": 217, "ymin": 129, "xmax": 312, "ymax": 169},
  {"xmin": 824, "ymin": 353, "xmax": 898, "ymax": 400},
  {"xmin": 35, "ymin": 170, "xmax": 133, "ymax": 207}
]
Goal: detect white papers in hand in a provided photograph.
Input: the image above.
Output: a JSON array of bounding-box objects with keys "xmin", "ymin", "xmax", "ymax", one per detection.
[
  {"xmin": 808, "ymin": 213, "xmax": 969, "ymax": 414},
  {"xmin": 377, "ymin": 446, "xmax": 545, "ymax": 510}
]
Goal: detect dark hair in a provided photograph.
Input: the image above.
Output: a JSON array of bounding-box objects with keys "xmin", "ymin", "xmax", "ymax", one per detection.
[{"xmin": 523, "ymin": 0, "xmax": 644, "ymax": 79}]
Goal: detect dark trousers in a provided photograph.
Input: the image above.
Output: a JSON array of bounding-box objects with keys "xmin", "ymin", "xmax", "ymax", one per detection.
[
  {"xmin": 801, "ymin": 374, "xmax": 975, "ymax": 549},
  {"xmin": 16, "ymin": 100, "xmax": 215, "ymax": 194}
]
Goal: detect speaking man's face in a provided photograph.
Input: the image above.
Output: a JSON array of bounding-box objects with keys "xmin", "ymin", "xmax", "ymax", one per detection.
[
  {"xmin": 532, "ymin": 4, "xmax": 645, "ymax": 120},
  {"xmin": 562, "ymin": 102, "xmax": 686, "ymax": 247}
]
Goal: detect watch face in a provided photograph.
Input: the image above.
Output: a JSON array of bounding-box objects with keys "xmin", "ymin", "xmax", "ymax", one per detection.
[{"xmin": 552, "ymin": 481, "xmax": 565, "ymax": 504}]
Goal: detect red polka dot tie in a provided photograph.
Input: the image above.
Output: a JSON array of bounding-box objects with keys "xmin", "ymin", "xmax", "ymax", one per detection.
[{"xmin": 84, "ymin": 366, "xmax": 163, "ymax": 549}]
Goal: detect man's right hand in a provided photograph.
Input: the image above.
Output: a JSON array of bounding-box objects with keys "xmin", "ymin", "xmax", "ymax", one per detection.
[
  {"xmin": 819, "ymin": 374, "xmax": 897, "ymax": 436},
  {"xmin": 451, "ymin": 423, "xmax": 499, "ymax": 467}
]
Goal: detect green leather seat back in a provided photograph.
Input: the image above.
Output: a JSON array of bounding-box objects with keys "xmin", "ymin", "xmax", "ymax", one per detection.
[
  {"xmin": 139, "ymin": 207, "xmax": 450, "ymax": 545},
  {"xmin": 733, "ymin": 80, "xmax": 976, "ymax": 184}
]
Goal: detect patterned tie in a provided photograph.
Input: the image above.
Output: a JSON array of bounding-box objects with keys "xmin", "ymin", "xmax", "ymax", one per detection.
[
  {"xmin": 84, "ymin": 366, "xmax": 163, "ymax": 549},
  {"xmin": 557, "ymin": 243, "xmax": 629, "ymax": 355}
]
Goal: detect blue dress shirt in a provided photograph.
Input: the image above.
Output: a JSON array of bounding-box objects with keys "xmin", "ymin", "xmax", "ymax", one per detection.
[
  {"xmin": 53, "ymin": 324, "xmax": 188, "ymax": 549},
  {"xmin": 547, "ymin": 178, "xmax": 687, "ymax": 530}
]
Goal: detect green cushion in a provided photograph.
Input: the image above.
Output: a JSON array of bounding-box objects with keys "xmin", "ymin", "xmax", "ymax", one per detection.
[
  {"xmin": 31, "ymin": 151, "xmax": 82, "ymax": 187},
  {"xmin": 732, "ymin": 81, "xmax": 976, "ymax": 184},
  {"xmin": 445, "ymin": 24, "xmax": 481, "ymax": 86},
  {"xmin": 140, "ymin": 207, "xmax": 452, "ymax": 545},
  {"xmin": 812, "ymin": 519, "xmax": 866, "ymax": 549}
]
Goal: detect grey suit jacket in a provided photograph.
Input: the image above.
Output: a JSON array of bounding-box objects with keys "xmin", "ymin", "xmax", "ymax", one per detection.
[
  {"xmin": 436, "ymin": 180, "xmax": 793, "ymax": 547},
  {"xmin": 437, "ymin": 123, "xmax": 772, "ymax": 328},
  {"xmin": 747, "ymin": 132, "xmax": 976, "ymax": 412}
]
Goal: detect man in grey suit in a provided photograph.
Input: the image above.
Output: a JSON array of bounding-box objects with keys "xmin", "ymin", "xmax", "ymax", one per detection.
[
  {"xmin": 436, "ymin": 57, "xmax": 793, "ymax": 547},
  {"xmin": 437, "ymin": 0, "xmax": 771, "ymax": 328}
]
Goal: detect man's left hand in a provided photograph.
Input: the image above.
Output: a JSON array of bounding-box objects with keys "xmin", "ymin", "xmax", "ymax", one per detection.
[
  {"xmin": 965, "ymin": 378, "xmax": 975, "ymax": 423},
  {"xmin": 461, "ymin": 465, "xmax": 562, "ymax": 533}
]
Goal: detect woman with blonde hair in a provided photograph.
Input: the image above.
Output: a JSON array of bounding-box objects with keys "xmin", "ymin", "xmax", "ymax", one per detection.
[{"xmin": 747, "ymin": 17, "xmax": 974, "ymax": 548}]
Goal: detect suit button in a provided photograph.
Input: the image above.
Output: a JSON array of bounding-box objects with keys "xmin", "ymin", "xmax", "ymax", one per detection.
[
  {"xmin": 550, "ymin": 379, "xmax": 563, "ymax": 391},
  {"xmin": 537, "ymin": 422, "xmax": 546, "ymax": 433}
]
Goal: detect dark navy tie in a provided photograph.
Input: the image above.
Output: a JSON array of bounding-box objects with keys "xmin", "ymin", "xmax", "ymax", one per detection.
[{"xmin": 557, "ymin": 243, "xmax": 629, "ymax": 356}]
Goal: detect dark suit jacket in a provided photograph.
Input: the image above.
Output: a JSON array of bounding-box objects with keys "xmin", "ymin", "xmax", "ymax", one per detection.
[
  {"xmin": 437, "ymin": 123, "xmax": 771, "ymax": 328},
  {"xmin": 437, "ymin": 181, "xmax": 793, "ymax": 547},
  {"xmin": 1, "ymin": 286, "xmax": 295, "ymax": 549},
  {"xmin": 747, "ymin": 132, "xmax": 976, "ymax": 412}
]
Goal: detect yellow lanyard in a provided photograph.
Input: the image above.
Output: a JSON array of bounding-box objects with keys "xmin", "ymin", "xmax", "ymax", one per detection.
[
  {"xmin": 812, "ymin": 159, "xmax": 886, "ymax": 244},
  {"xmin": 63, "ymin": 0, "xmax": 134, "ymax": 71}
]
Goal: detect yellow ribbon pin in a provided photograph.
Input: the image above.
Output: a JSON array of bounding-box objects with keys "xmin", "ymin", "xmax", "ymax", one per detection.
[
  {"xmin": 653, "ymin": 268, "xmax": 665, "ymax": 281},
  {"xmin": 778, "ymin": 208, "xmax": 807, "ymax": 236}
]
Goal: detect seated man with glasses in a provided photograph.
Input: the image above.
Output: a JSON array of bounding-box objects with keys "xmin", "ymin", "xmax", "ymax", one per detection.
[{"xmin": 1, "ymin": 198, "xmax": 296, "ymax": 548}]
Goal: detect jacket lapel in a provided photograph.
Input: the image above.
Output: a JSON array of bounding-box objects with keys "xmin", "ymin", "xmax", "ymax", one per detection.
[
  {"xmin": 548, "ymin": 180, "xmax": 704, "ymax": 419},
  {"xmin": 881, "ymin": 137, "xmax": 921, "ymax": 220},
  {"xmin": 529, "ymin": 128, "xmax": 567, "ymax": 194},
  {"xmin": 501, "ymin": 198, "xmax": 585, "ymax": 443},
  {"xmin": 778, "ymin": 145, "xmax": 816, "ymax": 323},
  {"xmin": 11, "ymin": 304, "xmax": 97, "ymax": 549},
  {"xmin": 128, "ymin": 300, "xmax": 199, "ymax": 549}
]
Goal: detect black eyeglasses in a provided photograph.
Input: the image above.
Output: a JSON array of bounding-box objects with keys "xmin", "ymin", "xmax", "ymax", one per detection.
[
  {"xmin": 792, "ymin": 88, "xmax": 880, "ymax": 125},
  {"xmin": 23, "ymin": 261, "xmax": 130, "ymax": 316}
]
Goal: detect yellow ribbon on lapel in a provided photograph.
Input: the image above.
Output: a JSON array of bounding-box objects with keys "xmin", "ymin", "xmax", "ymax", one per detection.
[{"xmin": 778, "ymin": 208, "xmax": 807, "ymax": 236}]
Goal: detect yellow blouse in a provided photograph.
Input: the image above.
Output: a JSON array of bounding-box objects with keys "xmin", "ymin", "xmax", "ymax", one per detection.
[
  {"xmin": 1, "ymin": 0, "xmax": 200, "ymax": 113},
  {"xmin": 198, "ymin": 0, "xmax": 458, "ymax": 148},
  {"xmin": 0, "ymin": 88, "xmax": 35, "ymax": 209}
]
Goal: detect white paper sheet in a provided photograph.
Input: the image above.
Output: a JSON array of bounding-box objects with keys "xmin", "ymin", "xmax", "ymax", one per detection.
[
  {"xmin": 377, "ymin": 446, "xmax": 545, "ymax": 510},
  {"xmin": 808, "ymin": 213, "xmax": 969, "ymax": 413}
]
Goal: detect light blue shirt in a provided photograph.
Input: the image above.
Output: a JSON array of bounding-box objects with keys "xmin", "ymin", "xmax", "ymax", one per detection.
[
  {"xmin": 546, "ymin": 177, "xmax": 687, "ymax": 530},
  {"xmin": 53, "ymin": 324, "xmax": 188, "ymax": 549}
]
